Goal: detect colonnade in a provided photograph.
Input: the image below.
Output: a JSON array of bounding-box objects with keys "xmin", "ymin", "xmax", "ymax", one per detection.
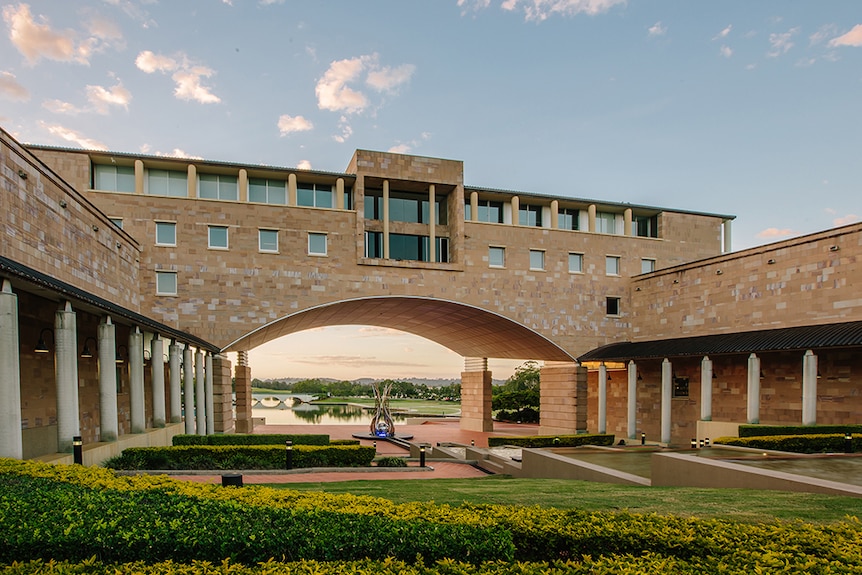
[{"xmin": 0, "ymin": 279, "xmax": 218, "ymax": 459}]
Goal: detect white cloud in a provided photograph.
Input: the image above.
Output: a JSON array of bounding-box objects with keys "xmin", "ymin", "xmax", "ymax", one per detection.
[
  {"xmin": 388, "ymin": 144, "xmax": 411, "ymax": 154},
  {"xmin": 767, "ymin": 27, "xmax": 799, "ymax": 57},
  {"xmin": 829, "ymin": 24, "xmax": 862, "ymax": 48},
  {"xmin": 333, "ymin": 117, "xmax": 353, "ymax": 143},
  {"xmin": 43, "ymin": 99, "xmax": 82, "ymax": 114},
  {"xmin": 719, "ymin": 45, "xmax": 733, "ymax": 58},
  {"xmin": 833, "ymin": 214, "xmax": 859, "ymax": 227},
  {"xmin": 135, "ymin": 50, "xmax": 178, "ymax": 73},
  {"xmin": 259, "ymin": 0, "xmax": 285, "ymax": 4},
  {"xmin": 366, "ymin": 63, "xmax": 415, "ymax": 91},
  {"xmin": 39, "ymin": 121, "xmax": 107, "ymax": 150},
  {"xmin": 756, "ymin": 227, "xmax": 796, "ymax": 239},
  {"xmin": 154, "ymin": 148, "xmax": 201, "ymax": 159},
  {"xmin": 136, "ymin": 51, "xmax": 221, "ymax": 104},
  {"xmin": 713, "ymin": 24, "xmax": 732, "ymax": 40},
  {"xmin": 810, "ymin": 24, "xmax": 838, "ymax": 46},
  {"xmin": 316, "ymin": 54, "xmax": 414, "ymax": 113},
  {"xmin": 0, "ymin": 70, "xmax": 29, "ymax": 101},
  {"xmin": 86, "ymin": 81, "xmax": 131, "ymax": 113},
  {"xmin": 296, "ymin": 159, "xmax": 312, "ymax": 170},
  {"xmin": 499, "ymin": 0, "xmax": 627, "ymax": 22},
  {"xmin": 3, "ymin": 3, "xmax": 77, "ymax": 64},
  {"xmin": 647, "ymin": 21, "xmax": 665, "ymax": 37},
  {"xmin": 277, "ymin": 114, "xmax": 313, "ymax": 135}
]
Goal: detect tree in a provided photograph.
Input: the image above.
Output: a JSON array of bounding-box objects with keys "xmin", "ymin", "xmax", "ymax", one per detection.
[{"xmin": 492, "ymin": 361, "xmax": 540, "ymax": 422}]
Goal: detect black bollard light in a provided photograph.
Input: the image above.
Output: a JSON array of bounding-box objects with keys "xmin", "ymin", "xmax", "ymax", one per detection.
[
  {"xmin": 705, "ymin": 438, "xmax": 710, "ymax": 447},
  {"xmin": 690, "ymin": 438, "xmax": 697, "ymax": 449},
  {"xmin": 641, "ymin": 432, "xmax": 646, "ymax": 445},
  {"xmin": 285, "ymin": 439, "xmax": 293, "ymax": 470},
  {"xmin": 845, "ymin": 433, "xmax": 853, "ymax": 454},
  {"xmin": 373, "ymin": 440, "xmax": 377, "ymax": 450},
  {"xmin": 471, "ymin": 439, "xmax": 475, "ymax": 447},
  {"xmin": 699, "ymin": 439, "xmax": 705, "ymax": 448},
  {"xmin": 419, "ymin": 444, "xmax": 426, "ymax": 468},
  {"xmin": 72, "ymin": 435, "xmax": 83, "ymax": 465}
]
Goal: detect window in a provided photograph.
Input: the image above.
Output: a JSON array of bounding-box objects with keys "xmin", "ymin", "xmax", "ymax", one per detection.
[
  {"xmin": 387, "ymin": 234, "xmax": 449, "ymax": 262},
  {"xmin": 466, "ymin": 199, "xmax": 504, "ymax": 223},
  {"xmin": 596, "ymin": 211, "xmax": 616, "ymax": 234},
  {"xmin": 364, "ymin": 189, "xmax": 384, "ymax": 220},
  {"xmin": 93, "ymin": 165, "xmax": 135, "ymax": 193},
  {"xmin": 208, "ymin": 225, "xmax": 228, "ymax": 249},
  {"xmin": 489, "ymin": 246, "xmax": 505, "ymax": 268},
  {"xmin": 259, "ymin": 229, "xmax": 278, "ymax": 252},
  {"xmin": 199, "ymin": 173, "xmax": 238, "ymax": 200},
  {"xmin": 641, "ymin": 258, "xmax": 656, "ymax": 274},
  {"xmin": 634, "ymin": 214, "xmax": 659, "ymax": 238},
  {"xmin": 248, "ymin": 178, "xmax": 286, "ymax": 204},
  {"xmin": 568, "ymin": 253, "xmax": 584, "ymax": 273},
  {"xmin": 673, "ymin": 376, "xmax": 690, "ymax": 398},
  {"xmin": 519, "ymin": 204, "xmax": 542, "ymax": 227},
  {"xmin": 156, "ymin": 271, "xmax": 177, "ymax": 295},
  {"xmin": 297, "ymin": 182, "xmax": 333, "ymax": 208},
  {"xmin": 147, "ymin": 169, "xmax": 187, "ymax": 197},
  {"xmin": 606, "ymin": 255, "xmax": 620, "ymax": 276},
  {"xmin": 155, "ymin": 221, "xmax": 176, "ymax": 246},
  {"xmin": 529, "ymin": 249, "xmax": 545, "ymax": 270},
  {"xmin": 558, "ymin": 208, "xmax": 579, "ymax": 230},
  {"xmin": 606, "ymin": 296, "xmax": 621, "ymax": 316},
  {"xmin": 308, "ymin": 232, "xmax": 327, "ymax": 255},
  {"xmin": 365, "ymin": 231, "xmax": 383, "ymax": 258},
  {"xmin": 109, "ymin": 218, "xmax": 123, "ymax": 229}
]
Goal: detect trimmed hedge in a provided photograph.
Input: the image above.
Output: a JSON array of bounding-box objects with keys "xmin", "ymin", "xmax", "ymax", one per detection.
[
  {"xmin": 738, "ymin": 424, "xmax": 862, "ymax": 438},
  {"xmin": 714, "ymin": 433, "xmax": 861, "ymax": 454},
  {"xmin": 488, "ymin": 433, "xmax": 614, "ymax": 448},
  {"xmin": 172, "ymin": 433, "xmax": 330, "ymax": 446},
  {"xmin": 103, "ymin": 444, "xmax": 375, "ymax": 470}
]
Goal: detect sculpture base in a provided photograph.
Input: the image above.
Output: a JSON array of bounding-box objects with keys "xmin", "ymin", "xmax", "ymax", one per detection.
[{"xmin": 352, "ymin": 432, "xmax": 414, "ymax": 441}]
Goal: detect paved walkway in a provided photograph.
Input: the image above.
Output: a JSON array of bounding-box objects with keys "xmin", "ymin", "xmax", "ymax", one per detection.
[{"xmin": 171, "ymin": 419, "xmax": 538, "ymax": 485}]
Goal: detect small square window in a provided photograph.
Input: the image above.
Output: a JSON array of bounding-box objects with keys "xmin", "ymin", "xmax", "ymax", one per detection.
[
  {"xmin": 155, "ymin": 221, "xmax": 176, "ymax": 246},
  {"xmin": 489, "ymin": 246, "xmax": 505, "ymax": 268},
  {"xmin": 606, "ymin": 296, "xmax": 621, "ymax": 316},
  {"xmin": 308, "ymin": 232, "xmax": 327, "ymax": 255},
  {"xmin": 529, "ymin": 249, "xmax": 545, "ymax": 270},
  {"xmin": 208, "ymin": 225, "xmax": 229, "ymax": 249},
  {"xmin": 606, "ymin": 255, "xmax": 620, "ymax": 276},
  {"xmin": 568, "ymin": 253, "xmax": 583, "ymax": 273},
  {"xmin": 156, "ymin": 271, "xmax": 177, "ymax": 295},
  {"xmin": 641, "ymin": 258, "xmax": 656, "ymax": 274},
  {"xmin": 259, "ymin": 229, "xmax": 278, "ymax": 252},
  {"xmin": 673, "ymin": 377, "xmax": 690, "ymax": 398}
]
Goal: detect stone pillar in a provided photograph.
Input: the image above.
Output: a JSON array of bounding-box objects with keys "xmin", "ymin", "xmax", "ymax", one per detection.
[
  {"xmin": 234, "ymin": 350, "xmax": 253, "ymax": 433},
  {"xmin": 382, "ymin": 180, "xmax": 390, "ymax": 259},
  {"xmin": 205, "ymin": 352, "xmax": 214, "ymax": 435},
  {"xmin": 336, "ymin": 178, "xmax": 345, "ymax": 209},
  {"xmin": 549, "ymin": 200, "xmax": 558, "ymax": 228},
  {"xmin": 802, "ymin": 350, "xmax": 818, "ymax": 426},
  {"xmin": 211, "ymin": 354, "xmax": 234, "ymax": 433},
  {"xmin": 150, "ymin": 335, "xmax": 166, "ymax": 428},
  {"xmin": 460, "ymin": 357, "xmax": 493, "ymax": 432},
  {"xmin": 129, "ymin": 327, "xmax": 145, "ymax": 434},
  {"xmin": 238, "ymin": 169, "xmax": 248, "ymax": 202},
  {"xmin": 288, "ymin": 173, "xmax": 297, "ymax": 205},
  {"xmin": 195, "ymin": 349, "xmax": 206, "ymax": 435},
  {"xmin": 134, "ymin": 160, "xmax": 144, "ymax": 194},
  {"xmin": 700, "ymin": 356, "xmax": 713, "ymax": 422},
  {"xmin": 661, "ymin": 358, "xmax": 672, "ymax": 444},
  {"xmin": 55, "ymin": 301, "xmax": 80, "ymax": 453},
  {"xmin": 597, "ymin": 363, "xmax": 608, "ymax": 434},
  {"xmin": 183, "ymin": 345, "xmax": 195, "ymax": 434},
  {"xmin": 747, "ymin": 353, "xmax": 761, "ymax": 424},
  {"xmin": 723, "ymin": 219, "xmax": 732, "ymax": 253},
  {"xmin": 470, "ymin": 191, "xmax": 478, "ymax": 221},
  {"xmin": 624, "ymin": 208, "xmax": 633, "ymax": 236},
  {"xmin": 428, "ymin": 184, "xmax": 436, "ymax": 263},
  {"xmin": 510, "ymin": 196, "xmax": 519, "ymax": 224},
  {"xmin": 187, "ymin": 164, "xmax": 196, "ymax": 198},
  {"xmin": 98, "ymin": 316, "xmax": 118, "ymax": 441},
  {"xmin": 627, "ymin": 360, "xmax": 637, "ymax": 439},
  {"xmin": 539, "ymin": 362, "xmax": 586, "ymax": 435},
  {"xmin": 588, "ymin": 204, "xmax": 597, "ymax": 232},
  {"xmin": 168, "ymin": 341, "xmax": 182, "ymax": 423},
  {"xmin": 0, "ymin": 279, "xmax": 23, "ymax": 459}
]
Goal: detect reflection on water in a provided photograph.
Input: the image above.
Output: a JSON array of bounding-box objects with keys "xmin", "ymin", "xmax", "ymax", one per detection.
[{"xmin": 253, "ymin": 402, "xmax": 407, "ymax": 426}]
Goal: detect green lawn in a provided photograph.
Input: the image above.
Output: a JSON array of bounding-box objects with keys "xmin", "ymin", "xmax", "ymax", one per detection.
[
  {"xmin": 318, "ymin": 397, "xmax": 461, "ymax": 416},
  {"xmin": 278, "ymin": 475, "xmax": 862, "ymax": 524}
]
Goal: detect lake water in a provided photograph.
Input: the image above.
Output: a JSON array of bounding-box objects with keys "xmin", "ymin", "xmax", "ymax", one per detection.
[{"xmin": 252, "ymin": 401, "xmax": 407, "ymax": 426}]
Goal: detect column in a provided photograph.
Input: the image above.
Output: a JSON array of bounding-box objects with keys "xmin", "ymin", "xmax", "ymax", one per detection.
[
  {"xmin": 597, "ymin": 363, "xmax": 608, "ymax": 434},
  {"xmin": 470, "ymin": 191, "xmax": 478, "ymax": 222},
  {"xmin": 205, "ymin": 352, "xmax": 214, "ymax": 435},
  {"xmin": 335, "ymin": 178, "xmax": 345, "ymax": 210},
  {"xmin": 723, "ymin": 220, "xmax": 732, "ymax": 253},
  {"xmin": 588, "ymin": 204, "xmax": 597, "ymax": 232},
  {"xmin": 0, "ymin": 279, "xmax": 23, "ymax": 458},
  {"xmin": 700, "ymin": 356, "xmax": 713, "ymax": 421},
  {"xmin": 234, "ymin": 350, "xmax": 253, "ymax": 433},
  {"xmin": 150, "ymin": 334, "xmax": 166, "ymax": 428},
  {"xmin": 624, "ymin": 208, "xmax": 633, "ymax": 236},
  {"xmin": 98, "ymin": 316, "xmax": 118, "ymax": 441},
  {"xmin": 382, "ymin": 180, "xmax": 390, "ymax": 259},
  {"xmin": 802, "ymin": 350, "xmax": 818, "ymax": 426},
  {"xmin": 428, "ymin": 184, "xmax": 436, "ymax": 263},
  {"xmin": 288, "ymin": 173, "xmax": 297, "ymax": 205},
  {"xmin": 195, "ymin": 349, "xmax": 206, "ymax": 435},
  {"xmin": 238, "ymin": 169, "xmax": 248, "ymax": 202},
  {"xmin": 129, "ymin": 327, "xmax": 145, "ymax": 433},
  {"xmin": 661, "ymin": 358, "xmax": 672, "ymax": 444},
  {"xmin": 211, "ymin": 354, "xmax": 234, "ymax": 433},
  {"xmin": 747, "ymin": 353, "xmax": 760, "ymax": 424},
  {"xmin": 510, "ymin": 196, "xmax": 520, "ymax": 224},
  {"xmin": 55, "ymin": 301, "xmax": 80, "ymax": 453},
  {"xmin": 134, "ymin": 160, "xmax": 144, "ymax": 194},
  {"xmin": 186, "ymin": 164, "xmax": 196, "ymax": 198},
  {"xmin": 183, "ymin": 345, "xmax": 195, "ymax": 434},
  {"xmin": 549, "ymin": 200, "xmax": 558, "ymax": 228},
  {"xmin": 627, "ymin": 360, "xmax": 637, "ymax": 439},
  {"xmin": 460, "ymin": 357, "xmax": 493, "ymax": 432},
  {"xmin": 169, "ymin": 340, "xmax": 182, "ymax": 423},
  {"xmin": 539, "ymin": 362, "xmax": 586, "ymax": 434}
]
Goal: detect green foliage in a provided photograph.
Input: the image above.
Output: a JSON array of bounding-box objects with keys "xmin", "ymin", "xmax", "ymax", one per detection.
[
  {"xmin": 487, "ymin": 434, "xmax": 615, "ymax": 448},
  {"xmin": 376, "ymin": 457, "xmax": 408, "ymax": 468},
  {"xmin": 715, "ymin": 433, "xmax": 861, "ymax": 453},
  {"xmin": 103, "ymin": 445, "xmax": 375, "ymax": 470},
  {"xmin": 491, "ymin": 361, "xmax": 540, "ymax": 420},
  {"xmin": 172, "ymin": 433, "xmax": 329, "ymax": 446},
  {"xmin": 738, "ymin": 424, "xmax": 862, "ymax": 437}
]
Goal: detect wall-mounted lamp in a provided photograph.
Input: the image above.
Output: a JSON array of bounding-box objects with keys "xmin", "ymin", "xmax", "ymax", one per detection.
[
  {"xmin": 637, "ymin": 373, "xmax": 643, "ymax": 381},
  {"xmin": 143, "ymin": 349, "xmax": 151, "ymax": 363},
  {"xmin": 59, "ymin": 200, "xmax": 67, "ymax": 208},
  {"xmin": 35, "ymin": 328, "xmax": 54, "ymax": 353},
  {"xmin": 635, "ymin": 287, "xmax": 641, "ymax": 291},
  {"xmin": 767, "ymin": 259, "xmax": 776, "ymax": 265},
  {"xmin": 17, "ymin": 169, "xmax": 28, "ymax": 180},
  {"xmin": 673, "ymin": 279, "xmax": 680, "ymax": 284},
  {"xmin": 92, "ymin": 225, "xmax": 99, "ymax": 232},
  {"xmin": 80, "ymin": 337, "xmax": 97, "ymax": 358},
  {"xmin": 715, "ymin": 270, "xmax": 723, "ymax": 275},
  {"xmin": 116, "ymin": 344, "xmax": 127, "ymax": 364},
  {"xmin": 830, "ymin": 245, "xmax": 840, "ymax": 252}
]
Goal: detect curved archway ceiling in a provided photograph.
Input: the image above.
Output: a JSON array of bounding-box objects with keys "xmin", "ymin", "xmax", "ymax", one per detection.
[{"xmin": 222, "ymin": 296, "xmax": 575, "ymax": 362}]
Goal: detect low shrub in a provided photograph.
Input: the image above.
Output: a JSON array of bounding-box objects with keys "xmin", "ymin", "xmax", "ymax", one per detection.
[
  {"xmin": 487, "ymin": 434, "xmax": 614, "ymax": 448},
  {"xmin": 738, "ymin": 424, "xmax": 862, "ymax": 437},
  {"xmin": 103, "ymin": 444, "xmax": 375, "ymax": 470},
  {"xmin": 714, "ymin": 433, "xmax": 860, "ymax": 453},
  {"xmin": 494, "ymin": 407, "xmax": 539, "ymax": 423},
  {"xmin": 172, "ymin": 433, "xmax": 329, "ymax": 446},
  {"xmin": 376, "ymin": 457, "xmax": 407, "ymax": 468}
]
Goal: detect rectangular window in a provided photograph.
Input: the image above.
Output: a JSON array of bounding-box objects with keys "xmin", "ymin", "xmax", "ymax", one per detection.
[
  {"xmin": 248, "ymin": 178, "xmax": 286, "ymax": 204},
  {"xmin": 155, "ymin": 271, "xmax": 177, "ymax": 295},
  {"xmin": 568, "ymin": 253, "xmax": 584, "ymax": 273},
  {"xmin": 93, "ymin": 164, "xmax": 135, "ymax": 193},
  {"xmin": 365, "ymin": 231, "xmax": 383, "ymax": 258},
  {"xmin": 155, "ymin": 221, "xmax": 176, "ymax": 246},
  {"xmin": 308, "ymin": 232, "xmax": 327, "ymax": 255},
  {"xmin": 634, "ymin": 214, "xmax": 659, "ymax": 238},
  {"xmin": 147, "ymin": 169, "xmax": 187, "ymax": 197},
  {"xmin": 259, "ymin": 229, "xmax": 278, "ymax": 252},
  {"xmin": 489, "ymin": 246, "xmax": 505, "ymax": 268},
  {"xmin": 641, "ymin": 258, "xmax": 656, "ymax": 274},
  {"xmin": 596, "ymin": 211, "xmax": 616, "ymax": 234},
  {"xmin": 606, "ymin": 255, "xmax": 620, "ymax": 276},
  {"xmin": 558, "ymin": 208, "xmax": 579, "ymax": 230},
  {"xmin": 673, "ymin": 376, "xmax": 690, "ymax": 398},
  {"xmin": 199, "ymin": 173, "xmax": 238, "ymax": 201},
  {"xmin": 606, "ymin": 296, "xmax": 621, "ymax": 316},
  {"xmin": 109, "ymin": 218, "xmax": 123, "ymax": 229},
  {"xmin": 364, "ymin": 189, "xmax": 384, "ymax": 220},
  {"xmin": 529, "ymin": 249, "xmax": 545, "ymax": 270},
  {"xmin": 469, "ymin": 200, "xmax": 504, "ymax": 223},
  {"xmin": 519, "ymin": 204, "xmax": 542, "ymax": 227},
  {"xmin": 208, "ymin": 225, "xmax": 229, "ymax": 249},
  {"xmin": 297, "ymin": 182, "xmax": 333, "ymax": 208}
]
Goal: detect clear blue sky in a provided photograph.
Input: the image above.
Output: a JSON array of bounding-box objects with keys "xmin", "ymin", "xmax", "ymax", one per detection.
[{"xmin": 2, "ymin": 1, "xmax": 860, "ymax": 380}]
